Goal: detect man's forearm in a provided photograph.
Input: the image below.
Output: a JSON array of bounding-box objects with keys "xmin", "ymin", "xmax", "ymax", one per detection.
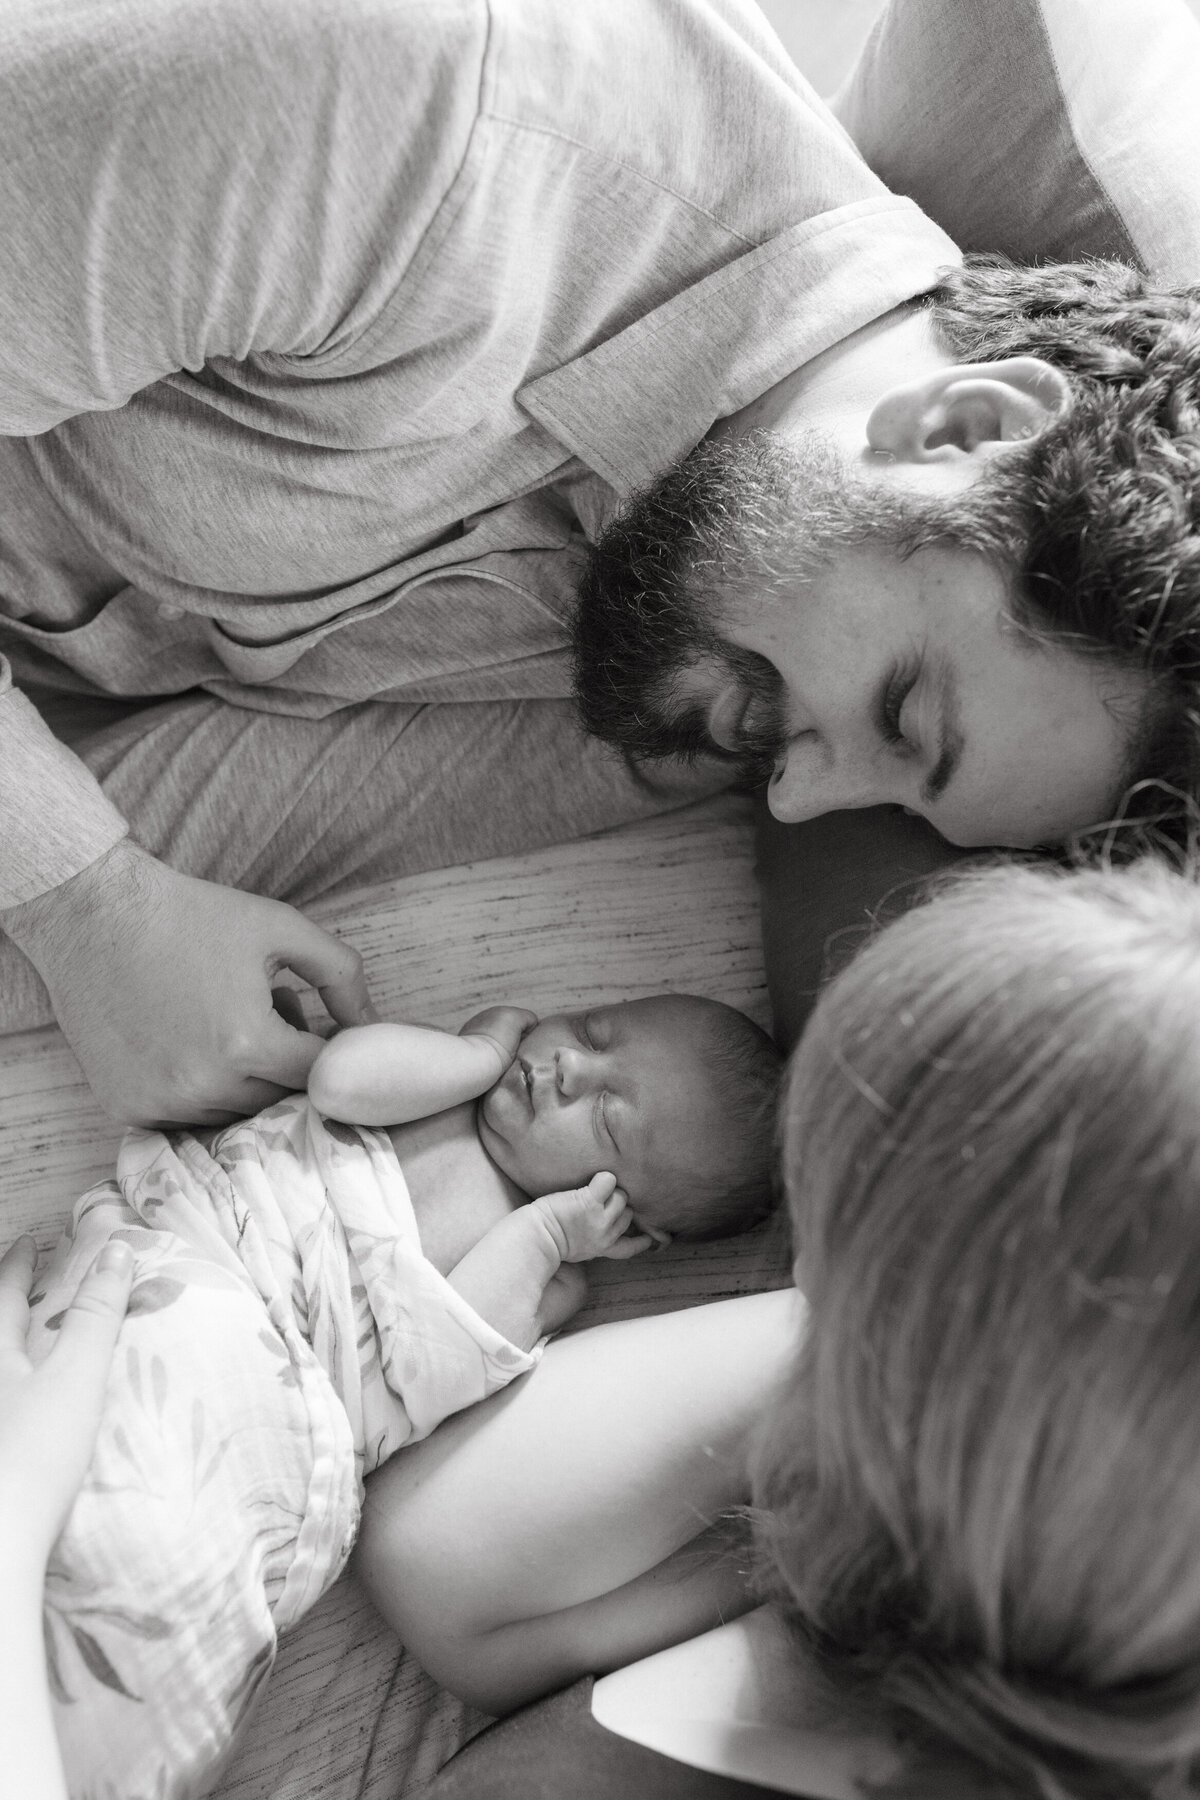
[
  {"xmin": 0, "ymin": 679, "xmax": 127, "ymax": 912},
  {"xmin": 0, "ymin": 838, "xmax": 149, "ymax": 970}
]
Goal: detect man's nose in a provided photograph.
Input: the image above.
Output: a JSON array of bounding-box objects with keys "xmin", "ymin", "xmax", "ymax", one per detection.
[{"xmin": 765, "ymin": 736, "xmax": 883, "ymax": 825}]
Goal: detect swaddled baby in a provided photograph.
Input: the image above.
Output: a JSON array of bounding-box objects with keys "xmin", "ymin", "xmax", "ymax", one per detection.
[{"xmin": 34, "ymin": 992, "xmax": 779, "ymax": 1800}]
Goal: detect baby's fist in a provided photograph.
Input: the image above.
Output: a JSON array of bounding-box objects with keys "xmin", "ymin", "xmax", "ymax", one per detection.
[
  {"xmin": 459, "ymin": 1005, "xmax": 538, "ymax": 1068},
  {"xmin": 533, "ymin": 1172, "xmax": 655, "ymax": 1263}
]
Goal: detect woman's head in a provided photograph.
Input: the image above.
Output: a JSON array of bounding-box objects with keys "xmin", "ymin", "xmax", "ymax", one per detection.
[{"xmin": 755, "ymin": 856, "xmax": 1200, "ymax": 1797}]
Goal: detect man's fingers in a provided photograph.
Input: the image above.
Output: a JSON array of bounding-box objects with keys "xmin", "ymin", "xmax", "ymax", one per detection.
[
  {"xmin": 271, "ymin": 985, "xmax": 308, "ymax": 1033},
  {"xmin": 246, "ymin": 1011, "xmax": 329, "ymax": 1094},
  {"xmin": 51, "ymin": 1241, "xmax": 134, "ymax": 1368},
  {"xmin": 274, "ymin": 915, "xmax": 375, "ymax": 1028}
]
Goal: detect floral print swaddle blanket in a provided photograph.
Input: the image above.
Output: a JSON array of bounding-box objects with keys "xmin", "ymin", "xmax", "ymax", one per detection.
[{"xmin": 28, "ymin": 1094, "xmax": 539, "ymax": 1800}]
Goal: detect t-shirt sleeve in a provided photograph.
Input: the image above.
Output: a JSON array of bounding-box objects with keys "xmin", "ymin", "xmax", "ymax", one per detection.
[
  {"xmin": 0, "ymin": 0, "xmax": 486, "ymax": 433},
  {"xmin": 0, "ymin": 671, "xmax": 128, "ymax": 908}
]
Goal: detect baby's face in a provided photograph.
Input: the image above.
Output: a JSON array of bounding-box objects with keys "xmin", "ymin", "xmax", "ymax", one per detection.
[{"xmin": 476, "ymin": 995, "xmax": 725, "ymax": 1223}]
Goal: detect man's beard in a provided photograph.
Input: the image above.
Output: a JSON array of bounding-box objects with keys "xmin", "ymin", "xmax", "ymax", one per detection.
[{"xmin": 572, "ymin": 429, "xmax": 974, "ymax": 785}]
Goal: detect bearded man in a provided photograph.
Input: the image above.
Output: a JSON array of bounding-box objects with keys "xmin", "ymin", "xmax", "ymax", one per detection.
[{"xmin": 1, "ymin": 0, "xmax": 1198, "ymax": 1121}]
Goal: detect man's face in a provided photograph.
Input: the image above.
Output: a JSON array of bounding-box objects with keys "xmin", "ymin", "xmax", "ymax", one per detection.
[{"xmin": 574, "ymin": 433, "xmax": 1148, "ymax": 848}]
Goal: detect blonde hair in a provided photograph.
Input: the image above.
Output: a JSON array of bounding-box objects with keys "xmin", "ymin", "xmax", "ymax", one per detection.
[{"xmin": 753, "ymin": 857, "xmax": 1200, "ymax": 1798}]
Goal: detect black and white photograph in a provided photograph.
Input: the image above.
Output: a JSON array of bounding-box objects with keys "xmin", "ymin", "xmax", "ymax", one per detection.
[{"xmin": 2, "ymin": 2, "xmax": 1200, "ymax": 1795}]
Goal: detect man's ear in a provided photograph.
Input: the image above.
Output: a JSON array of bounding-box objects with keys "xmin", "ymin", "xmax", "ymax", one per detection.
[{"xmin": 866, "ymin": 356, "xmax": 1070, "ymax": 463}]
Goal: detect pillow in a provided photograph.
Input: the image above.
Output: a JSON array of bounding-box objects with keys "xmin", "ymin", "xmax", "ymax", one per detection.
[{"xmin": 830, "ymin": 0, "xmax": 1200, "ymax": 285}]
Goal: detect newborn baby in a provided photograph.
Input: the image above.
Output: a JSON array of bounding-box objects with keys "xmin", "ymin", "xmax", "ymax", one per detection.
[
  {"xmin": 309, "ymin": 994, "xmax": 782, "ymax": 1349},
  {"xmin": 34, "ymin": 991, "xmax": 779, "ymax": 1800}
]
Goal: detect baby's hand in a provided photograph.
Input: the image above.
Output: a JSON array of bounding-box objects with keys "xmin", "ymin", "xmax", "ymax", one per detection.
[
  {"xmin": 458, "ymin": 1005, "xmax": 538, "ymax": 1070},
  {"xmin": 532, "ymin": 1172, "xmax": 656, "ymax": 1263}
]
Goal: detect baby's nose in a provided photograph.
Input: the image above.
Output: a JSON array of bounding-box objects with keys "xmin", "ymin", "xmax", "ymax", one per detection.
[{"xmin": 554, "ymin": 1045, "xmax": 594, "ymax": 1098}]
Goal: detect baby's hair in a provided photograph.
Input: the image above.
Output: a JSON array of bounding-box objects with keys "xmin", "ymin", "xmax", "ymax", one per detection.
[
  {"xmin": 751, "ymin": 856, "xmax": 1200, "ymax": 1798},
  {"xmin": 652, "ymin": 996, "xmax": 782, "ymax": 1242}
]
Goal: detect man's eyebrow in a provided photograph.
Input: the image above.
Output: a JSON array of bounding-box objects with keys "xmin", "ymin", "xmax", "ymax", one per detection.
[{"xmin": 921, "ymin": 661, "xmax": 965, "ymax": 804}]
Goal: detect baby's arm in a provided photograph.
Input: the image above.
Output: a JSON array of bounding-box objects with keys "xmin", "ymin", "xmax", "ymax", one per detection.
[
  {"xmin": 308, "ymin": 1005, "xmax": 536, "ymax": 1126},
  {"xmin": 447, "ymin": 1173, "xmax": 654, "ymax": 1349}
]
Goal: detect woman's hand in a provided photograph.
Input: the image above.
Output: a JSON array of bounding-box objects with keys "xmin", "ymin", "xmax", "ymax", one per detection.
[{"xmin": 0, "ymin": 1236, "xmax": 133, "ymax": 1571}]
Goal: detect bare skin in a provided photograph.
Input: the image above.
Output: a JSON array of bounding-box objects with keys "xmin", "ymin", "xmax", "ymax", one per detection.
[
  {"xmin": 356, "ymin": 1288, "xmax": 799, "ymax": 1714},
  {"xmin": 0, "ymin": 1236, "xmax": 134, "ymax": 1800},
  {"xmin": 311, "ymin": 1005, "xmax": 656, "ymax": 1348},
  {"xmin": 0, "ymin": 840, "xmax": 372, "ymax": 1128}
]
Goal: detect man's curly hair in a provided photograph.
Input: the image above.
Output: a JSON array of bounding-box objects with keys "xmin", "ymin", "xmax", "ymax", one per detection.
[{"xmin": 917, "ymin": 256, "xmax": 1200, "ymax": 841}]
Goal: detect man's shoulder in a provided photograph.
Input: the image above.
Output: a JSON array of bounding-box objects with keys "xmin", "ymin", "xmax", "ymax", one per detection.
[
  {"xmin": 8, "ymin": 0, "xmax": 489, "ymax": 116},
  {"xmin": 481, "ymin": 0, "xmax": 853, "ymax": 243}
]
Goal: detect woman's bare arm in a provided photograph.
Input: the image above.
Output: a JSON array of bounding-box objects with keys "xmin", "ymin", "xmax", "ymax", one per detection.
[{"xmin": 355, "ymin": 1288, "xmax": 800, "ymax": 1712}]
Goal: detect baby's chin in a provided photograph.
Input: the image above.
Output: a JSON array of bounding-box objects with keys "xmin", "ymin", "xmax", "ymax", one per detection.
[{"xmin": 475, "ymin": 1096, "xmax": 537, "ymax": 1196}]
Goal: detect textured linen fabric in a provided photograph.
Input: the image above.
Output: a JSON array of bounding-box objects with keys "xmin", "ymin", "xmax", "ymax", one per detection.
[
  {"xmin": 30, "ymin": 1093, "xmax": 538, "ymax": 1800},
  {"xmin": 0, "ymin": 0, "xmax": 960, "ymax": 907}
]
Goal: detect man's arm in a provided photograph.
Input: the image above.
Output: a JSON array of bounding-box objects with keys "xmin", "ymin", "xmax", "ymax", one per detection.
[
  {"xmin": 0, "ymin": 0, "xmax": 485, "ymax": 433},
  {"xmin": 0, "ymin": 682, "xmax": 128, "ymax": 911},
  {"xmin": 0, "ymin": 0, "xmax": 485, "ymax": 1120},
  {"xmin": 1, "ymin": 840, "xmax": 372, "ymax": 1127}
]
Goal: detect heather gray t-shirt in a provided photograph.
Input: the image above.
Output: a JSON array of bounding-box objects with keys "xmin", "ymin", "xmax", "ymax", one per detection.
[{"xmin": 0, "ymin": 0, "xmax": 958, "ymax": 904}]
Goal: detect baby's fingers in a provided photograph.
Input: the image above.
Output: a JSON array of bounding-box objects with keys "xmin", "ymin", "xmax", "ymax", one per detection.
[
  {"xmin": 598, "ymin": 1229, "xmax": 656, "ymax": 1261},
  {"xmin": 459, "ymin": 1005, "xmax": 539, "ymax": 1058}
]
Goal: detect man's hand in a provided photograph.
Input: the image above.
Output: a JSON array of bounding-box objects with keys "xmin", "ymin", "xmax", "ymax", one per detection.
[
  {"xmin": 532, "ymin": 1171, "xmax": 656, "ymax": 1262},
  {"xmin": 0, "ymin": 840, "xmax": 373, "ymax": 1125}
]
